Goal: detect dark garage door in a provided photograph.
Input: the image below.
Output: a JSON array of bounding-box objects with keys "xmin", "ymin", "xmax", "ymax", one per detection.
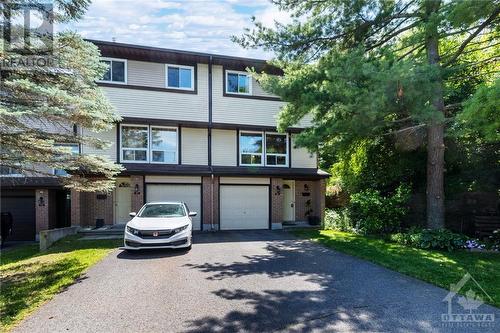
[{"xmin": 1, "ymin": 196, "xmax": 36, "ymax": 241}]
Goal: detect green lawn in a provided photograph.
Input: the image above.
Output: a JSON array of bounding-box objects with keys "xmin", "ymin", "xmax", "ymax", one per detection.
[
  {"xmin": 0, "ymin": 236, "xmax": 121, "ymax": 332},
  {"xmin": 293, "ymin": 229, "xmax": 500, "ymax": 308}
]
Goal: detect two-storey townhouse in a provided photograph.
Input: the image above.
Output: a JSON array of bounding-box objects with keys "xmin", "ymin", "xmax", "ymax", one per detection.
[{"xmin": 0, "ymin": 40, "xmax": 329, "ymax": 240}]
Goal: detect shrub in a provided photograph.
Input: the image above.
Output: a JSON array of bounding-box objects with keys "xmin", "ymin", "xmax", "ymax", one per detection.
[
  {"xmin": 323, "ymin": 209, "xmax": 353, "ymax": 232},
  {"xmin": 390, "ymin": 228, "xmax": 468, "ymax": 251},
  {"xmin": 349, "ymin": 183, "xmax": 411, "ymax": 235},
  {"xmin": 487, "ymin": 229, "xmax": 500, "ymax": 251}
]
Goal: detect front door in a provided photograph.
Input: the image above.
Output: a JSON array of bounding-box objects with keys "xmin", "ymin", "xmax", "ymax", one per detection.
[
  {"xmin": 115, "ymin": 179, "xmax": 132, "ymax": 224},
  {"xmin": 283, "ymin": 180, "xmax": 295, "ymax": 222}
]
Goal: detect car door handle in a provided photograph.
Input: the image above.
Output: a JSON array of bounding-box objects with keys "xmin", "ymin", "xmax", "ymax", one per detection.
[{"xmin": 291, "ymin": 203, "xmax": 294, "ymax": 207}]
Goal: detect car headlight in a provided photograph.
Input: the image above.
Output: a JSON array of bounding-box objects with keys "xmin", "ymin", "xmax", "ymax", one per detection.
[
  {"xmin": 174, "ymin": 225, "xmax": 189, "ymax": 233},
  {"xmin": 126, "ymin": 226, "xmax": 140, "ymax": 235}
]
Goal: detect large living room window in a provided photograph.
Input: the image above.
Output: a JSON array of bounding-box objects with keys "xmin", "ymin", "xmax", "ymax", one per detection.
[
  {"xmin": 226, "ymin": 71, "xmax": 251, "ymax": 95},
  {"xmin": 120, "ymin": 125, "xmax": 178, "ymax": 164},
  {"xmin": 100, "ymin": 58, "xmax": 127, "ymax": 84},
  {"xmin": 239, "ymin": 131, "xmax": 288, "ymax": 167},
  {"xmin": 121, "ymin": 125, "xmax": 149, "ymax": 162},
  {"xmin": 265, "ymin": 133, "xmax": 288, "ymax": 166},
  {"xmin": 166, "ymin": 64, "xmax": 194, "ymax": 90},
  {"xmin": 240, "ymin": 132, "xmax": 263, "ymax": 166},
  {"xmin": 150, "ymin": 127, "xmax": 177, "ymax": 163}
]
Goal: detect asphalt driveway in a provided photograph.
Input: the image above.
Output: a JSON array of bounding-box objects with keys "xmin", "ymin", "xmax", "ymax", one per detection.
[{"xmin": 14, "ymin": 230, "xmax": 499, "ymax": 333}]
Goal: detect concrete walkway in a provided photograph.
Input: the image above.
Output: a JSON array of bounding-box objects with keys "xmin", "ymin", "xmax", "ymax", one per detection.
[{"xmin": 13, "ymin": 231, "xmax": 499, "ymax": 332}]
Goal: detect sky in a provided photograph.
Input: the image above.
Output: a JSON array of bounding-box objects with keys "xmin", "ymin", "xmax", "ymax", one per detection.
[{"xmin": 60, "ymin": 0, "xmax": 292, "ymax": 59}]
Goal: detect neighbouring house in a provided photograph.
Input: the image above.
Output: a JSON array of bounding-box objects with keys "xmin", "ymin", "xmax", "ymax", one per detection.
[{"xmin": 0, "ymin": 40, "xmax": 329, "ymax": 239}]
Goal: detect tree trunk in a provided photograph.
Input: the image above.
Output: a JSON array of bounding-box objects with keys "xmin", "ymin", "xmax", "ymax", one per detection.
[{"xmin": 425, "ymin": 0, "xmax": 445, "ymax": 229}]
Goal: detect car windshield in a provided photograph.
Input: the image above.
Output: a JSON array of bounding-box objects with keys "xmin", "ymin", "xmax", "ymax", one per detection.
[{"xmin": 138, "ymin": 204, "xmax": 186, "ymax": 218}]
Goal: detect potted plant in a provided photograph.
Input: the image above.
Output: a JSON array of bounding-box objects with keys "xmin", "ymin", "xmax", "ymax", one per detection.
[{"xmin": 305, "ymin": 199, "xmax": 320, "ymax": 225}]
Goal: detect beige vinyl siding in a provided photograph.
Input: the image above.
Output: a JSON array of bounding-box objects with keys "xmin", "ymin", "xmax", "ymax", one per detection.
[
  {"xmin": 145, "ymin": 176, "xmax": 201, "ymax": 183},
  {"xmin": 127, "ymin": 60, "xmax": 165, "ymax": 88},
  {"xmin": 252, "ymin": 77, "xmax": 278, "ymax": 98},
  {"xmin": 81, "ymin": 126, "xmax": 117, "ymax": 162},
  {"xmin": 291, "ymin": 135, "xmax": 317, "ymax": 168},
  {"xmin": 219, "ymin": 177, "xmax": 270, "ymax": 185},
  {"xmin": 212, "ymin": 66, "xmax": 312, "ymax": 127},
  {"xmin": 211, "ymin": 129, "xmax": 237, "ymax": 166},
  {"xmin": 181, "ymin": 128, "xmax": 208, "ymax": 165},
  {"xmin": 101, "ymin": 63, "xmax": 208, "ymax": 122}
]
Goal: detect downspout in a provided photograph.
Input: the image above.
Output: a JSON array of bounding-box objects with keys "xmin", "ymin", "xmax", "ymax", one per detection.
[{"xmin": 208, "ymin": 55, "xmax": 214, "ymax": 231}]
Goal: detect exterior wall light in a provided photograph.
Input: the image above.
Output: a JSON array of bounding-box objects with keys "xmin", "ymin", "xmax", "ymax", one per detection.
[
  {"xmin": 275, "ymin": 185, "xmax": 281, "ymax": 196},
  {"xmin": 134, "ymin": 184, "xmax": 141, "ymax": 195}
]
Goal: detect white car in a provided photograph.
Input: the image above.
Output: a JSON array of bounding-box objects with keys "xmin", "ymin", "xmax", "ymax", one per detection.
[{"xmin": 124, "ymin": 202, "xmax": 195, "ymax": 251}]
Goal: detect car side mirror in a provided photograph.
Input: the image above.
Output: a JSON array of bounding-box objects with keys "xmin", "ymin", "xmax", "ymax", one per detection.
[
  {"xmin": 188, "ymin": 212, "xmax": 197, "ymax": 217},
  {"xmin": 129, "ymin": 212, "xmax": 136, "ymax": 217}
]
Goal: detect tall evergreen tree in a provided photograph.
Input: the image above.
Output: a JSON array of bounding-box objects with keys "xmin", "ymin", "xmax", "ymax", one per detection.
[
  {"xmin": 235, "ymin": 0, "xmax": 499, "ymax": 228},
  {"xmin": 0, "ymin": 0, "xmax": 122, "ymax": 191}
]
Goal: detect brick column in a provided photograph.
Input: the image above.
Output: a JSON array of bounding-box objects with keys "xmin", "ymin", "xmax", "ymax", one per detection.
[
  {"xmin": 131, "ymin": 175, "xmax": 144, "ymax": 212},
  {"xmin": 35, "ymin": 189, "xmax": 49, "ymax": 236},
  {"xmin": 314, "ymin": 179, "xmax": 327, "ymax": 224},
  {"xmin": 70, "ymin": 189, "xmax": 81, "ymax": 227},
  {"xmin": 202, "ymin": 176, "xmax": 219, "ymax": 231},
  {"xmin": 94, "ymin": 192, "xmax": 114, "ymax": 225},
  {"xmin": 271, "ymin": 178, "xmax": 284, "ymax": 229}
]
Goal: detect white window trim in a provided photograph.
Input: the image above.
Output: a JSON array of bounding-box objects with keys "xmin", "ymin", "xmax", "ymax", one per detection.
[
  {"xmin": 98, "ymin": 57, "xmax": 128, "ymax": 84},
  {"xmin": 226, "ymin": 70, "xmax": 252, "ymax": 95},
  {"xmin": 120, "ymin": 124, "xmax": 149, "ymax": 163},
  {"xmin": 165, "ymin": 64, "xmax": 195, "ymax": 91},
  {"xmin": 239, "ymin": 131, "xmax": 264, "ymax": 166},
  {"xmin": 120, "ymin": 124, "xmax": 179, "ymax": 164},
  {"xmin": 264, "ymin": 132, "xmax": 288, "ymax": 167},
  {"xmin": 150, "ymin": 125, "xmax": 178, "ymax": 164},
  {"xmin": 239, "ymin": 131, "xmax": 289, "ymax": 167}
]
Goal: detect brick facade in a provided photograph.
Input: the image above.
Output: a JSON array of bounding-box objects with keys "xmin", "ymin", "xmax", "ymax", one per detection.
[
  {"xmin": 70, "ymin": 189, "xmax": 81, "ymax": 227},
  {"xmin": 131, "ymin": 175, "xmax": 144, "ymax": 213},
  {"xmin": 35, "ymin": 189, "xmax": 49, "ymax": 234},
  {"xmin": 202, "ymin": 176, "xmax": 219, "ymax": 230},
  {"xmin": 79, "ymin": 191, "xmax": 114, "ymax": 227},
  {"xmin": 292, "ymin": 180, "xmax": 326, "ymax": 223},
  {"xmin": 70, "ymin": 175, "xmax": 326, "ymax": 229},
  {"xmin": 271, "ymin": 178, "xmax": 284, "ymax": 228}
]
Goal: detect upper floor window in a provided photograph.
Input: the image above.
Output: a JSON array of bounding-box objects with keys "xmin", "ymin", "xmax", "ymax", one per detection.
[
  {"xmin": 53, "ymin": 144, "xmax": 80, "ymax": 176},
  {"xmin": 226, "ymin": 71, "xmax": 251, "ymax": 95},
  {"xmin": 100, "ymin": 58, "xmax": 127, "ymax": 84},
  {"xmin": 239, "ymin": 131, "xmax": 288, "ymax": 167},
  {"xmin": 166, "ymin": 64, "xmax": 194, "ymax": 90},
  {"xmin": 0, "ymin": 166, "xmax": 23, "ymax": 177},
  {"xmin": 120, "ymin": 125, "xmax": 178, "ymax": 164}
]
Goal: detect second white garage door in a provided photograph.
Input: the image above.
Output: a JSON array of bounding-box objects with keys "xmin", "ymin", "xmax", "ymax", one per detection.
[
  {"xmin": 146, "ymin": 184, "xmax": 201, "ymax": 230},
  {"xmin": 220, "ymin": 185, "xmax": 269, "ymax": 230}
]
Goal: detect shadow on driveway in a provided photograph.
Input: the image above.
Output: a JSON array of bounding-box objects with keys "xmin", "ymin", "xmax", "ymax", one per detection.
[{"xmin": 181, "ymin": 233, "xmax": 450, "ymax": 333}]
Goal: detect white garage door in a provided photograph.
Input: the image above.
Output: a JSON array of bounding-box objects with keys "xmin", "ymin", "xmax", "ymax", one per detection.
[
  {"xmin": 146, "ymin": 184, "xmax": 201, "ymax": 230},
  {"xmin": 220, "ymin": 185, "xmax": 269, "ymax": 230}
]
